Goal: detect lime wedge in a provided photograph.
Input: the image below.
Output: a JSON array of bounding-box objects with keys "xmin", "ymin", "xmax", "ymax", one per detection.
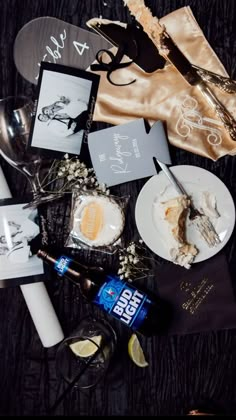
[
  {"xmin": 128, "ymin": 333, "xmax": 149, "ymax": 368},
  {"xmin": 69, "ymin": 335, "xmax": 102, "ymax": 358}
]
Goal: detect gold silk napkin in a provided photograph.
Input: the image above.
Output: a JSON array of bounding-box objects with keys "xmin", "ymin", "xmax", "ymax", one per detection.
[{"xmin": 89, "ymin": 6, "xmax": 236, "ymax": 161}]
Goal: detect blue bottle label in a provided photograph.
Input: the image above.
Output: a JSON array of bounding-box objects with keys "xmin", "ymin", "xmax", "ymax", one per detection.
[
  {"xmin": 93, "ymin": 275, "xmax": 152, "ymax": 331},
  {"xmin": 54, "ymin": 255, "xmax": 72, "ymax": 276}
]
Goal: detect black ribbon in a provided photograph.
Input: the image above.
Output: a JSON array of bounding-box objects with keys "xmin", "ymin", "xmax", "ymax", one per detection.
[{"xmin": 90, "ymin": 41, "xmax": 138, "ymax": 86}]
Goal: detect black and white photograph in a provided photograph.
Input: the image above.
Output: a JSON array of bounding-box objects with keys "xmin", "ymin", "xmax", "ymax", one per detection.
[
  {"xmin": 29, "ymin": 62, "xmax": 100, "ymax": 156},
  {"xmin": 0, "ymin": 199, "xmax": 44, "ymax": 287}
]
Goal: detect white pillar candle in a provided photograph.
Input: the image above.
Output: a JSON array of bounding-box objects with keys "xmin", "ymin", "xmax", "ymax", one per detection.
[{"xmin": 0, "ymin": 165, "xmax": 64, "ymax": 347}]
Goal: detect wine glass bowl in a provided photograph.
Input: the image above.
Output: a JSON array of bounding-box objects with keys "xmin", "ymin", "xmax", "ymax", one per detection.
[
  {"xmin": 0, "ymin": 96, "xmax": 32, "ymax": 156},
  {"xmin": 0, "ymin": 96, "xmax": 40, "ymax": 191},
  {"xmin": 0, "ymin": 96, "xmax": 63, "ymax": 207}
]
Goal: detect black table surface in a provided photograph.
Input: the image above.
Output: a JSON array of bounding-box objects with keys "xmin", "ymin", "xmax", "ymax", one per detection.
[{"xmin": 1, "ymin": 0, "xmax": 236, "ymax": 416}]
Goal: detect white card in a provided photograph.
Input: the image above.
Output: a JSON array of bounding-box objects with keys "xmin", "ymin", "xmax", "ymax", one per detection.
[{"xmin": 88, "ymin": 119, "xmax": 171, "ymax": 187}]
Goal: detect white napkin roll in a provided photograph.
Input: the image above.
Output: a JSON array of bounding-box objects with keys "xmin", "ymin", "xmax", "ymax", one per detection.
[{"xmin": 0, "ymin": 165, "xmax": 64, "ymax": 347}]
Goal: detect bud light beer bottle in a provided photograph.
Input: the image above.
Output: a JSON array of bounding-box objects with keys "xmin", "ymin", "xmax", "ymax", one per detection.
[{"xmin": 37, "ymin": 250, "xmax": 171, "ymax": 336}]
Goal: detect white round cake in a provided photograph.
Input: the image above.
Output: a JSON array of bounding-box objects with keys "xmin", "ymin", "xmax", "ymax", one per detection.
[{"xmin": 72, "ymin": 195, "xmax": 125, "ymax": 247}]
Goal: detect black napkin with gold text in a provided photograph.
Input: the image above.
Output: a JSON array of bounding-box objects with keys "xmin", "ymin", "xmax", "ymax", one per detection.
[{"xmin": 155, "ymin": 252, "xmax": 236, "ymax": 335}]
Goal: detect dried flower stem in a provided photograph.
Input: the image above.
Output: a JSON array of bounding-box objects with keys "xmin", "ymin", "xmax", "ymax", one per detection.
[
  {"xmin": 118, "ymin": 240, "xmax": 154, "ymax": 282},
  {"xmin": 36, "ymin": 155, "xmax": 109, "ymax": 197}
]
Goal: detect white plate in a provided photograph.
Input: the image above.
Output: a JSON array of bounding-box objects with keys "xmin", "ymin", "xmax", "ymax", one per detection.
[{"xmin": 135, "ymin": 165, "xmax": 235, "ymax": 263}]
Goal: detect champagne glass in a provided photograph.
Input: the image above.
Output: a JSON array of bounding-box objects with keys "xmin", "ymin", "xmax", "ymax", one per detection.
[{"xmin": 0, "ymin": 96, "xmax": 60, "ymax": 207}]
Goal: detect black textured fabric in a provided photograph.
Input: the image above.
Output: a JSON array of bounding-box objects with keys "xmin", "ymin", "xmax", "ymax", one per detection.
[{"xmin": 1, "ymin": 0, "xmax": 236, "ymax": 416}]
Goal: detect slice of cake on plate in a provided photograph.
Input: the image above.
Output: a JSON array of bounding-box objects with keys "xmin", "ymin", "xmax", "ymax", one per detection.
[{"xmin": 162, "ymin": 195, "xmax": 198, "ymax": 269}]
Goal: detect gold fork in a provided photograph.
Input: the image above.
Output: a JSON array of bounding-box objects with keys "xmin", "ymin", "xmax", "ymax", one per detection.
[{"xmin": 153, "ymin": 157, "xmax": 221, "ymax": 247}]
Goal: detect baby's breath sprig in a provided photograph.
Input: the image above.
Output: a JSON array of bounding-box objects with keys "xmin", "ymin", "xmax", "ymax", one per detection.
[
  {"xmin": 39, "ymin": 154, "xmax": 109, "ymax": 195},
  {"xmin": 118, "ymin": 240, "xmax": 154, "ymax": 283}
]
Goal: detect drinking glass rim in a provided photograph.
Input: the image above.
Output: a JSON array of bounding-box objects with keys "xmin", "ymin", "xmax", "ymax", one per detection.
[{"xmin": 60, "ymin": 316, "xmax": 117, "ymax": 347}]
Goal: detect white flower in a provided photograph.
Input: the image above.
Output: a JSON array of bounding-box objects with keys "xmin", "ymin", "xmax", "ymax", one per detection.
[
  {"xmin": 117, "ymin": 239, "xmax": 151, "ymax": 282},
  {"xmin": 99, "ymin": 183, "xmax": 107, "ymax": 192},
  {"xmin": 130, "ymin": 244, "xmax": 136, "ymax": 255},
  {"xmin": 44, "ymin": 156, "xmax": 110, "ymax": 197},
  {"xmin": 70, "ymin": 163, "xmax": 77, "ymax": 170},
  {"xmin": 120, "ymin": 275, "xmax": 124, "ymax": 280}
]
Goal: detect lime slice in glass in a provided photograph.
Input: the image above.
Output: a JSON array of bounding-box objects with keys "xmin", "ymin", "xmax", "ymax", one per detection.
[{"xmin": 69, "ymin": 335, "xmax": 102, "ymax": 358}]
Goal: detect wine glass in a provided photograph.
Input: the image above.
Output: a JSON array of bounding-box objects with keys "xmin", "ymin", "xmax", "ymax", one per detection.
[{"xmin": 0, "ymin": 96, "xmax": 60, "ymax": 207}]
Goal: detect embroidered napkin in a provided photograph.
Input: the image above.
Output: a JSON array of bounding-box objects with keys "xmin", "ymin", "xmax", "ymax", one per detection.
[{"xmin": 89, "ymin": 6, "xmax": 236, "ymax": 161}]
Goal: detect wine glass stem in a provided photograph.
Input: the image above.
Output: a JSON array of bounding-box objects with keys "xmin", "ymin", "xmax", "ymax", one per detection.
[
  {"xmin": 29, "ymin": 177, "xmax": 39, "ymax": 195},
  {"xmin": 35, "ymin": 171, "xmax": 46, "ymax": 193},
  {"xmin": 22, "ymin": 167, "xmax": 39, "ymax": 195}
]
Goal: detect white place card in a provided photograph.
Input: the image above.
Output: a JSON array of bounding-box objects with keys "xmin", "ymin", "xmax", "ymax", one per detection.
[{"xmin": 88, "ymin": 119, "xmax": 171, "ymax": 187}]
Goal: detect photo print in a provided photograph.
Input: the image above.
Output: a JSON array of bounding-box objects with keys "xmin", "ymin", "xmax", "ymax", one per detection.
[
  {"xmin": 29, "ymin": 62, "xmax": 100, "ymax": 157},
  {"xmin": 0, "ymin": 198, "xmax": 44, "ymax": 288}
]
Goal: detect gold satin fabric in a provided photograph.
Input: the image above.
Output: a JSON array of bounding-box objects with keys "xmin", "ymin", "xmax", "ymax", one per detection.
[{"xmin": 89, "ymin": 6, "xmax": 236, "ymax": 161}]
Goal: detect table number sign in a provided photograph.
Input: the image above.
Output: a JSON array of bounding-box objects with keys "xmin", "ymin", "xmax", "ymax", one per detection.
[
  {"xmin": 13, "ymin": 17, "xmax": 111, "ymax": 84},
  {"xmin": 88, "ymin": 119, "xmax": 171, "ymax": 187}
]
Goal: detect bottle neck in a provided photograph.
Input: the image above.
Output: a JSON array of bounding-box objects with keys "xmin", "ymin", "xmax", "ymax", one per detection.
[
  {"xmin": 39, "ymin": 251, "xmax": 82, "ymax": 282},
  {"xmin": 38, "ymin": 250, "xmax": 107, "ymax": 293}
]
